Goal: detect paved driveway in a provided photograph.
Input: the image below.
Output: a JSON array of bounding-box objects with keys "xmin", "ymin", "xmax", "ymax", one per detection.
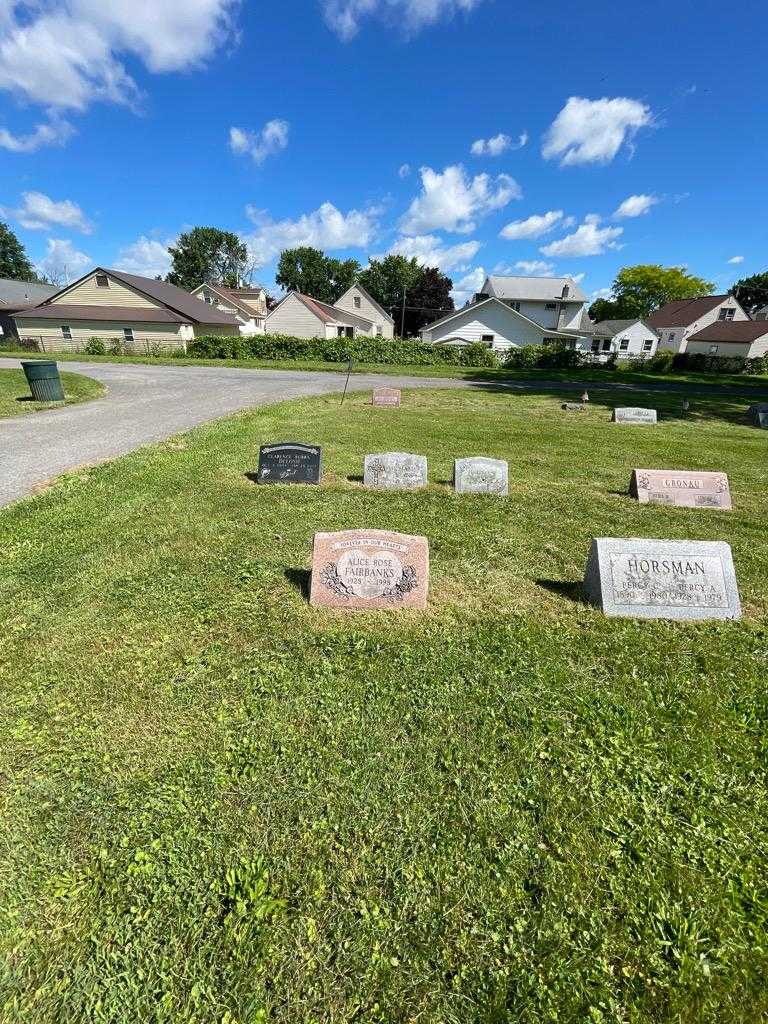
[{"xmin": 0, "ymin": 358, "xmax": 765, "ymax": 509}]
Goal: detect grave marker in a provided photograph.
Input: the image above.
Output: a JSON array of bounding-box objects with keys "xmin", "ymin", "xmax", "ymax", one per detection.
[
  {"xmin": 612, "ymin": 407, "xmax": 658, "ymax": 424},
  {"xmin": 363, "ymin": 452, "xmax": 427, "ymax": 490},
  {"xmin": 454, "ymin": 457, "xmax": 508, "ymax": 495},
  {"xmin": 310, "ymin": 529, "xmax": 429, "ymax": 610},
  {"xmin": 630, "ymin": 469, "xmax": 732, "ymax": 509},
  {"xmin": 562, "ymin": 402, "xmax": 585, "ymax": 412},
  {"xmin": 583, "ymin": 537, "xmax": 741, "ymax": 621},
  {"xmin": 372, "ymin": 387, "xmax": 401, "ymax": 407},
  {"xmin": 758, "ymin": 411, "xmax": 768, "ymax": 429},
  {"xmin": 746, "ymin": 402, "xmax": 768, "ymax": 426},
  {"xmin": 257, "ymin": 442, "xmax": 322, "ymax": 484}
]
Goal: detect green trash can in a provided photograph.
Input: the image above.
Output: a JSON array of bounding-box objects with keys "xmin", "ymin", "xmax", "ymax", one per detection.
[{"xmin": 22, "ymin": 360, "xmax": 65, "ymax": 402}]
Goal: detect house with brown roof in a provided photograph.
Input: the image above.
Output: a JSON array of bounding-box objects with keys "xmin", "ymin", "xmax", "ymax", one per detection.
[
  {"xmin": 265, "ymin": 290, "xmax": 380, "ymax": 339},
  {"xmin": 191, "ymin": 282, "xmax": 268, "ymax": 335},
  {"xmin": 685, "ymin": 320, "xmax": 768, "ymax": 360},
  {"xmin": 648, "ymin": 294, "xmax": 749, "ymax": 354},
  {"xmin": 12, "ymin": 268, "xmax": 240, "ymax": 352}
]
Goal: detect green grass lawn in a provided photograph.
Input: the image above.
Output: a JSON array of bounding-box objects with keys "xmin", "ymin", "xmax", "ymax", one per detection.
[
  {"xmin": 1, "ymin": 386, "xmax": 766, "ymax": 1023},
  {"xmin": 0, "ymin": 367, "xmax": 104, "ymax": 418},
  {"xmin": 6, "ymin": 347, "xmax": 768, "ymax": 391}
]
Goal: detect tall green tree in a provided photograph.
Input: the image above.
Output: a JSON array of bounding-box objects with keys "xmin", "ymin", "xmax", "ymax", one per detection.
[
  {"xmin": 275, "ymin": 247, "xmax": 360, "ymax": 304},
  {"xmin": 404, "ymin": 266, "xmax": 454, "ymax": 336},
  {"xmin": 0, "ymin": 221, "xmax": 37, "ymax": 282},
  {"xmin": 167, "ymin": 227, "xmax": 248, "ymax": 290},
  {"xmin": 358, "ymin": 255, "xmax": 453, "ymax": 336},
  {"xmin": 588, "ymin": 264, "xmax": 715, "ymax": 321},
  {"xmin": 732, "ymin": 272, "xmax": 768, "ymax": 314}
]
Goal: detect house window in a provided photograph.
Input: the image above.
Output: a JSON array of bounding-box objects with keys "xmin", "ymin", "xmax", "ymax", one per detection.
[
  {"xmin": 376, "ymin": 325, "xmax": 383, "ymax": 337},
  {"xmin": 61, "ymin": 326, "xmax": 72, "ymax": 340},
  {"xmin": 337, "ymin": 326, "xmax": 353, "ymax": 338},
  {"xmin": 643, "ymin": 339, "xmax": 653, "ymax": 352},
  {"xmin": 708, "ymin": 344, "xmax": 719, "ymax": 355},
  {"xmin": 510, "ymin": 301, "xmax": 520, "ymax": 311},
  {"xmin": 601, "ymin": 339, "xmax": 611, "ymax": 352},
  {"xmin": 591, "ymin": 339, "xmax": 600, "ymax": 353},
  {"xmin": 619, "ymin": 338, "xmax": 630, "ymax": 351},
  {"xmin": 353, "ymin": 296, "xmax": 361, "ymax": 308},
  {"xmin": 545, "ymin": 303, "xmax": 557, "ymax": 310},
  {"xmin": 123, "ymin": 328, "xmax": 134, "ymax": 342},
  {"xmin": 718, "ymin": 307, "xmax": 735, "ymax": 321},
  {"xmin": 95, "ymin": 273, "xmax": 109, "ymax": 288},
  {"xmin": 481, "ymin": 334, "xmax": 494, "ymax": 343},
  {"xmin": 668, "ymin": 332, "xmax": 676, "ymax": 343}
]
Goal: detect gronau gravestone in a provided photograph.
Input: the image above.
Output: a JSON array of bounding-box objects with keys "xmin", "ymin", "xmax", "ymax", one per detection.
[
  {"xmin": 583, "ymin": 537, "xmax": 741, "ymax": 621},
  {"xmin": 630, "ymin": 468, "xmax": 732, "ymax": 510},
  {"xmin": 257, "ymin": 442, "xmax": 322, "ymax": 484},
  {"xmin": 364, "ymin": 452, "xmax": 427, "ymax": 490},
  {"xmin": 309, "ymin": 529, "xmax": 429, "ymax": 610},
  {"xmin": 612, "ymin": 407, "xmax": 658, "ymax": 425},
  {"xmin": 454, "ymin": 457, "xmax": 509, "ymax": 496},
  {"xmin": 372, "ymin": 387, "xmax": 401, "ymax": 407}
]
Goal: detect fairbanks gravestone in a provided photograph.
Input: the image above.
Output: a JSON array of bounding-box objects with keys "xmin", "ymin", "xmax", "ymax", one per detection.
[
  {"xmin": 454, "ymin": 457, "xmax": 509, "ymax": 495},
  {"xmin": 583, "ymin": 537, "xmax": 741, "ymax": 621},
  {"xmin": 364, "ymin": 452, "xmax": 427, "ymax": 490},
  {"xmin": 257, "ymin": 442, "xmax": 322, "ymax": 484},
  {"xmin": 630, "ymin": 468, "xmax": 732, "ymax": 509},
  {"xmin": 309, "ymin": 529, "xmax": 429, "ymax": 610},
  {"xmin": 372, "ymin": 387, "xmax": 401, "ymax": 407},
  {"xmin": 612, "ymin": 407, "xmax": 658, "ymax": 424}
]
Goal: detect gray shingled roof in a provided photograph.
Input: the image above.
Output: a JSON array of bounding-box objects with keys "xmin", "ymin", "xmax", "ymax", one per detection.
[
  {"xmin": 594, "ymin": 318, "xmax": 659, "ymax": 338},
  {"xmin": 484, "ymin": 275, "xmax": 587, "ymax": 303},
  {"xmin": 0, "ymin": 277, "xmax": 57, "ymax": 309}
]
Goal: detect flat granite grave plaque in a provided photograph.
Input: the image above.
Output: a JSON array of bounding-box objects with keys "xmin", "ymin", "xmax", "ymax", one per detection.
[
  {"xmin": 454, "ymin": 457, "xmax": 508, "ymax": 495},
  {"xmin": 310, "ymin": 529, "xmax": 429, "ymax": 610},
  {"xmin": 583, "ymin": 537, "xmax": 741, "ymax": 621},
  {"xmin": 363, "ymin": 452, "xmax": 427, "ymax": 490},
  {"xmin": 372, "ymin": 387, "xmax": 401, "ymax": 407},
  {"xmin": 562, "ymin": 402, "xmax": 585, "ymax": 412},
  {"xmin": 746, "ymin": 402, "xmax": 768, "ymax": 426},
  {"xmin": 257, "ymin": 442, "xmax": 322, "ymax": 484},
  {"xmin": 612, "ymin": 407, "xmax": 658, "ymax": 424},
  {"xmin": 630, "ymin": 468, "xmax": 732, "ymax": 509}
]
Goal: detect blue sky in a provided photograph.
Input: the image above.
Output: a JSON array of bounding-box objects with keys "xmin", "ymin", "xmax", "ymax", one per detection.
[{"xmin": 0, "ymin": 0, "xmax": 765, "ymax": 304}]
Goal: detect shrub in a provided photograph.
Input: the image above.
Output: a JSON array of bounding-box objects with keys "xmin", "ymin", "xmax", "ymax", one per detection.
[
  {"xmin": 108, "ymin": 338, "xmax": 124, "ymax": 356},
  {"xmin": 84, "ymin": 336, "xmax": 107, "ymax": 355},
  {"xmin": 646, "ymin": 349, "xmax": 675, "ymax": 373},
  {"xmin": 459, "ymin": 342, "xmax": 499, "ymax": 367},
  {"xmin": 504, "ymin": 342, "xmax": 583, "ymax": 370},
  {"xmin": 504, "ymin": 345, "xmax": 543, "ymax": 368}
]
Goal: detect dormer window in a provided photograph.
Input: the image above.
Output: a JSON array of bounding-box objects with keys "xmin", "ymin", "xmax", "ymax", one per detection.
[
  {"xmin": 354, "ymin": 296, "xmax": 361, "ymax": 308},
  {"xmin": 95, "ymin": 273, "xmax": 109, "ymax": 288},
  {"xmin": 718, "ymin": 307, "xmax": 735, "ymax": 321},
  {"xmin": 562, "ymin": 284, "xmax": 570, "ymax": 298}
]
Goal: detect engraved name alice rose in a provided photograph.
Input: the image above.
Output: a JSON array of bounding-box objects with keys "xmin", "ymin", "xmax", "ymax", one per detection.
[{"xmin": 335, "ymin": 541, "xmax": 406, "ymax": 599}]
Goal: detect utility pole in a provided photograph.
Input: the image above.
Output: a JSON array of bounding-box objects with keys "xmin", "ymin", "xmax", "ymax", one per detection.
[{"xmin": 400, "ymin": 288, "xmax": 407, "ymax": 338}]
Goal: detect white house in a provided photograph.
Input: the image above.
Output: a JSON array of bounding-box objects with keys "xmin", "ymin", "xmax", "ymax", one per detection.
[
  {"xmin": 13, "ymin": 268, "xmax": 240, "ymax": 351},
  {"xmin": 265, "ymin": 291, "xmax": 379, "ymax": 339},
  {"xmin": 685, "ymin": 321, "xmax": 768, "ymax": 359},
  {"xmin": 191, "ymin": 282, "xmax": 268, "ymax": 336},
  {"xmin": 648, "ymin": 295, "xmax": 749, "ymax": 354},
  {"xmin": 334, "ymin": 283, "xmax": 394, "ymax": 338},
  {"xmin": 753, "ymin": 305, "xmax": 768, "ymax": 321},
  {"xmin": 420, "ymin": 275, "xmax": 593, "ymax": 352},
  {"xmin": 589, "ymin": 319, "xmax": 659, "ymax": 360}
]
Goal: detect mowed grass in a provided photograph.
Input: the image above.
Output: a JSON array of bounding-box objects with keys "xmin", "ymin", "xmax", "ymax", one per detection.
[
  {"xmin": 1, "ymin": 386, "xmax": 766, "ymax": 1023},
  {"xmin": 0, "ymin": 367, "xmax": 104, "ymax": 418}
]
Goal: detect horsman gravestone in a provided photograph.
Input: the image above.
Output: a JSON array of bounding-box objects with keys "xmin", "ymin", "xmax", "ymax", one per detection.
[
  {"xmin": 310, "ymin": 529, "xmax": 429, "ymax": 610},
  {"xmin": 630, "ymin": 469, "xmax": 732, "ymax": 509},
  {"xmin": 583, "ymin": 538, "xmax": 741, "ymax": 621}
]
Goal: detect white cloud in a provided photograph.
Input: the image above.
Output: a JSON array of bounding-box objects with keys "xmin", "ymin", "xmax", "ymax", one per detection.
[
  {"xmin": 542, "ymin": 96, "xmax": 653, "ymax": 166},
  {"xmin": 386, "ymin": 234, "xmax": 482, "ymax": 272},
  {"xmin": 511, "ymin": 260, "xmax": 555, "ymax": 276},
  {"xmin": 0, "ymin": 0, "xmax": 237, "ymax": 112},
  {"xmin": 322, "ymin": 0, "xmax": 485, "ymax": 40},
  {"xmin": 540, "ymin": 216, "xmax": 623, "ymax": 258},
  {"xmin": 499, "ymin": 210, "xmax": 570, "ymax": 240},
  {"xmin": 114, "ymin": 236, "xmax": 175, "ymax": 278},
  {"xmin": 398, "ymin": 163, "xmax": 411, "ymax": 178},
  {"xmin": 400, "ymin": 164, "xmax": 521, "ymax": 235},
  {"xmin": 470, "ymin": 131, "xmax": 527, "ymax": 157},
  {"xmin": 2, "ymin": 191, "xmax": 92, "ymax": 233},
  {"xmin": 244, "ymin": 201, "xmax": 379, "ymax": 267},
  {"xmin": 727, "ymin": 255, "xmax": 744, "ymax": 265},
  {"xmin": 451, "ymin": 265, "xmax": 486, "ymax": 305},
  {"xmin": 37, "ymin": 238, "xmax": 91, "ymax": 283},
  {"xmin": 561, "ymin": 271, "xmax": 586, "ymax": 284},
  {"xmin": 229, "ymin": 120, "xmax": 289, "ymax": 165},
  {"xmin": 591, "ymin": 287, "xmax": 612, "ymax": 300},
  {"xmin": 0, "ymin": 116, "xmax": 75, "ymax": 152},
  {"xmin": 613, "ymin": 193, "xmax": 658, "ymax": 219}
]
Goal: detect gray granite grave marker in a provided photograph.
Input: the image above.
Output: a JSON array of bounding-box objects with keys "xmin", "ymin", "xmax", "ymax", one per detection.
[
  {"xmin": 454, "ymin": 457, "xmax": 508, "ymax": 495},
  {"xmin": 363, "ymin": 452, "xmax": 427, "ymax": 490},
  {"xmin": 612, "ymin": 407, "xmax": 658, "ymax": 424},
  {"xmin": 562, "ymin": 402, "xmax": 585, "ymax": 412},
  {"xmin": 630, "ymin": 468, "xmax": 732, "ymax": 509},
  {"xmin": 746, "ymin": 402, "xmax": 768, "ymax": 426},
  {"xmin": 583, "ymin": 537, "xmax": 741, "ymax": 620}
]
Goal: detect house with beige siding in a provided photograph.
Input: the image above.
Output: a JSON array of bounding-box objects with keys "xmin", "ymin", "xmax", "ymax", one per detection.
[
  {"xmin": 13, "ymin": 268, "xmax": 240, "ymax": 352},
  {"xmin": 191, "ymin": 282, "xmax": 268, "ymax": 335},
  {"xmin": 334, "ymin": 283, "xmax": 395, "ymax": 338},
  {"xmin": 648, "ymin": 295, "xmax": 749, "ymax": 354},
  {"xmin": 0, "ymin": 277, "xmax": 57, "ymax": 340},
  {"xmin": 685, "ymin": 320, "xmax": 768, "ymax": 359},
  {"xmin": 265, "ymin": 291, "xmax": 379, "ymax": 339}
]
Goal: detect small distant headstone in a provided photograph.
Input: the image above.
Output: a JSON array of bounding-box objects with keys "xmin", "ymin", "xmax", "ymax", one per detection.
[
  {"xmin": 583, "ymin": 537, "xmax": 741, "ymax": 621},
  {"xmin": 612, "ymin": 407, "xmax": 658, "ymax": 424},
  {"xmin": 746, "ymin": 402, "xmax": 768, "ymax": 426},
  {"xmin": 372, "ymin": 387, "xmax": 401, "ymax": 407},
  {"xmin": 310, "ymin": 529, "xmax": 429, "ymax": 610},
  {"xmin": 562, "ymin": 402, "xmax": 585, "ymax": 412},
  {"xmin": 454, "ymin": 457, "xmax": 508, "ymax": 495},
  {"xmin": 757, "ymin": 411, "xmax": 768, "ymax": 429},
  {"xmin": 363, "ymin": 452, "xmax": 427, "ymax": 490},
  {"xmin": 257, "ymin": 442, "xmax": 322, "ymax": 484},
  {"xmin": 630, "ymin": 468, "xmax": 732, "ymax": 509}
]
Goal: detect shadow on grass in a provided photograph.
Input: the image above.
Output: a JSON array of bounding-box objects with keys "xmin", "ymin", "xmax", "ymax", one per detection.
[
  {"xmin": 244, "ymin": 471, "xmax": 259, "ymax": 485},
  {"xmin": 347, "ymin": 474, "xmax": 364, "ymax": 483},
  {"xmin": 15, "ymin": 395, "xmax": 35, "ymax": 403},
  {"xmin": 536, "ymin": 579, "xmax": 587, "ymax": 604},
  {"xmin": 284, "ymin": 568, "xmax": 311, "ymax": 600}
]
